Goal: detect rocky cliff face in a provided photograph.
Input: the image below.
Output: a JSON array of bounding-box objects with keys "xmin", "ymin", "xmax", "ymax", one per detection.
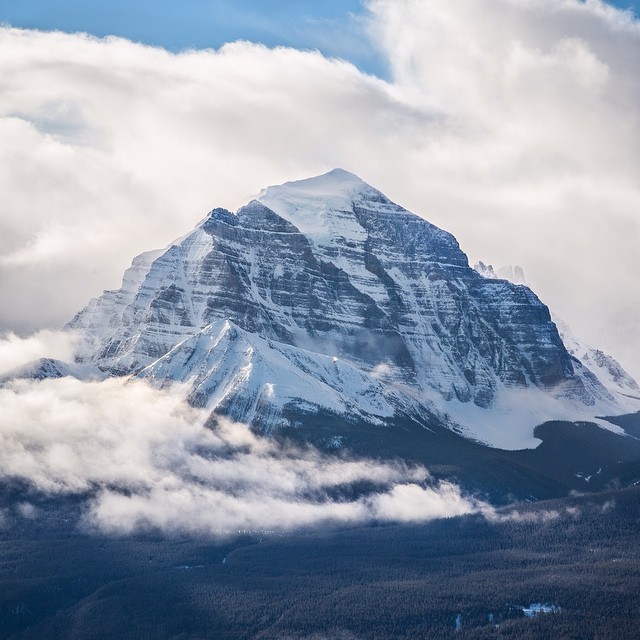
[
  {"xmin": 66, "ymin": 169, "xmax": 637, "ymax": 446},
  {"xmin": 471, "ymin": 261, "xmax": 640, "ymax": 403}
]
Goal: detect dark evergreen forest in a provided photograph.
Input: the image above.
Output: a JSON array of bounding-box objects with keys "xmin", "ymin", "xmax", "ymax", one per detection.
[{"xmin": 1, "ymin": 486, "xmax": 639, "ymax": 640}]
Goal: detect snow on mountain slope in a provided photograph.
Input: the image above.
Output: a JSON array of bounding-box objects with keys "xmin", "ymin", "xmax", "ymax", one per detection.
[
  {"xmin": 59, "ymin": 170, "xmax": 640, "ymax": 450},
  {"xmin": 256, "ymin": 169, "xmax": 371, "ymax": 248},
  {"xmin": 136, "ymin": 319, "xmax": 430, "ymax": 433},
  {"xmin": 257, "ymin": 169, "xmax": 467, "ymax": 306},
  {"xmin": 68, "ymin": 248, "xmax": 166, "ymax": 351},
  {"xmin": 553, "ymin": 314, "xmax": 640, "ymax": 404},
  {"xmin": 472, "ymin": 261, "xmax": 640, "ymax": 407},
  {"xmin": 256, "ymin": 171, "xmax": 605, "ymax": 410}
]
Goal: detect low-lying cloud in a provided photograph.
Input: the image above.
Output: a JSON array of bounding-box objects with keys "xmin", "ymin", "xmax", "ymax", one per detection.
[
  {"xmin": 0, "ymin": 377, "xmax": 486, "ymax": 536},
  {"xmin": 0, "ymin": 329, "xmax": 82, "ymax": 374}
]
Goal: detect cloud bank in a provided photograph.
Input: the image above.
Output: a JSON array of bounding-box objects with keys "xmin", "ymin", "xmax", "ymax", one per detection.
[
  {"xmin": 0, "ymin": 377, "xmax": 484, "ymax": 536},
  {"xmin": 0, "ymin": 0, "xmax": 638, "ymax": 378}
]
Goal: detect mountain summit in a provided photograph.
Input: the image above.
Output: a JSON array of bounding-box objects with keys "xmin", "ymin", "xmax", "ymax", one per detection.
[{"xmin": 65, "ymin": 170, "xmax": 638, "ymax": 449}]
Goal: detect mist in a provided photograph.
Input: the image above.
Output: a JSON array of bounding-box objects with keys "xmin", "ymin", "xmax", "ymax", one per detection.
[{"xmin": 0, "ymin": 329, "xmax": 81, "ymax": 374}]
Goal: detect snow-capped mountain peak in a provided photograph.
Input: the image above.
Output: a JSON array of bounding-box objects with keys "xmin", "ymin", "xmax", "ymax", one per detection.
[
  {"xmin": 55, "ymin": 171, "xmax": 640, "ymax": 449},
  {"xmin": 256, "ymin": 168, "xmax": 383, "ymax": 249},
  {"xmin": 258, "ymin": 168, "xmax": 368, "ymax": 203}
]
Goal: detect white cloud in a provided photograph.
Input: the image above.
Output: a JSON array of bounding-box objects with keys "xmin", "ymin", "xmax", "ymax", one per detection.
[
  {"xmin": 0, "ymin": 329, "xmax": 81, "ymax": 374},
  {"xmin": 0, "ymin": 377, "xmax": 484, "ymax": 536},
  {"xmin": 0, "ymin": 1, "xmax": 638, "ymax": 377},
  {"xmin": 365, "ymin": 482, "xmax": 480, "ymax": 523}
]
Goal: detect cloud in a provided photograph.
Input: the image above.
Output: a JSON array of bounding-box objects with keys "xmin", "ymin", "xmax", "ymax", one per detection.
[
  {"xmin": 0, "ymin": 329, "xmax": 81, "ymax": 374},
  {"xmin": 365, "ymin": 482, "xmax": 481, "ymax": 524},
  {"xmin": 0, "ymin": 1, "xmax": 638, "ymax": 377},
  {"xmin": 0, "ymin": 377, "xmax": 484, "ymax": 536}
]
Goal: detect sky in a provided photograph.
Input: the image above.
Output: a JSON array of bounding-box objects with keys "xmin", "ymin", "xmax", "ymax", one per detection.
[
  {"xmin": 0, "ymin": 0, "xmax": 636, "ymax": 75},
  {"xmin": 0, "ymin": 0, "xmax": 639, "ymax": 378},
  {"xmin": 0, "ymin": 0, "xmax": 386, "ymax": 75}
]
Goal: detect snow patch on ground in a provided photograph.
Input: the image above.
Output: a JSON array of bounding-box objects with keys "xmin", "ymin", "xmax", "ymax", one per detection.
[{"xmin": 442, "ymin": 384, "xmax": 630, "ymax": 450}]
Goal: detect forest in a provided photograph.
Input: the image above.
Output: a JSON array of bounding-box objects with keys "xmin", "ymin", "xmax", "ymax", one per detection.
[{"xmin": 1, "ymin": 484, "xmax": 639, "ymax": 639}]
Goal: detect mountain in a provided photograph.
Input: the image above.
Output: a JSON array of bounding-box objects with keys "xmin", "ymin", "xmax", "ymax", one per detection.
[
  {"xmin": 472, "ymin": 261, "xmax": 640, "ymax": 403},
  {"xmin": 60, "ymin": 169, "xmax": 638, "ymax": 449},
  {"xmin": 553, "ymin": 316, "xmax": 639, "ymax": 398}
]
